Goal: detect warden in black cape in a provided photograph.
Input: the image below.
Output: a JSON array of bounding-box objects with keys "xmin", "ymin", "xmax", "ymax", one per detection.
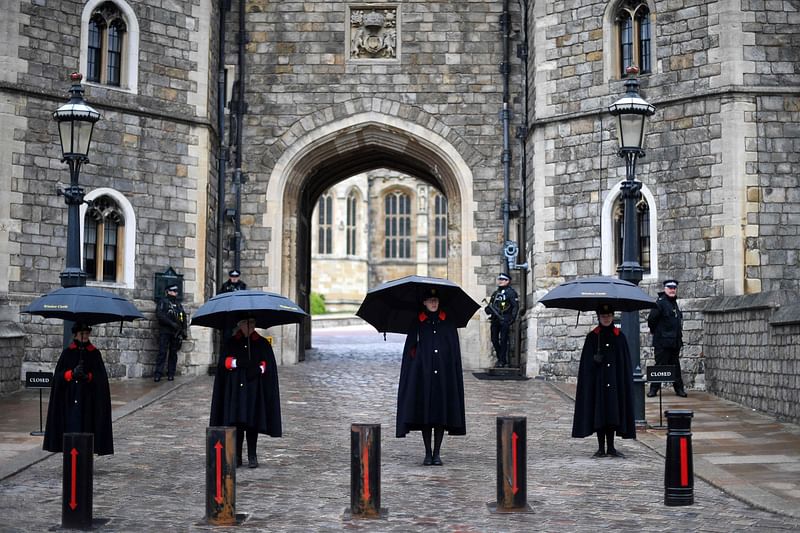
[
  {"xmin": 210, "ymin": 318, "xmax": 281, "ymax": 468},
  {"xmin": 43, "ymin": 323, "xmax": 114, "ymax": 456},
  {"xmin": 396, "ymin": 289, "xmax": 466, "ymax": 466},
  {"xmin": 571, "ymin": 303, "xmax": 636, "ymax": 458}
]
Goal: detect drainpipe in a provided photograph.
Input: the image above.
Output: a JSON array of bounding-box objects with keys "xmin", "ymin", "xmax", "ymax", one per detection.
[
  {"xmin": 515, "ymin": 0, "xmax": 530, "ymax": 370},
  {"xmin": 500, "ymin": 0, "xmax": 512, "ymax": 274},
  {"xmin": 232, "ymin": 0, "xmax": 246, "ymax": 272},
  {"xmin": 215, "ymin": 1, "xmax": 229, "ymax": 293}
]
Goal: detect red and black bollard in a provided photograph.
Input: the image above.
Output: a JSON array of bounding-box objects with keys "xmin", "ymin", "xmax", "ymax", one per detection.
[
  {"xmin": 348, "ymin": 423, "xmax": 383, "ymax": 518},
  {"xmin": 489, "ymin": 416, "xmax": 534, "ymax": 513},
  {"xmin": 62, "ymin": 433, "xmax": 93, "ymax": 529},
  {"xmin": 205, "ymin": 426, "xmax": 236, "ymax": 525},
  {"xmin": 664, "ymin": 409, "xmax": 694, "ymax": 506}
]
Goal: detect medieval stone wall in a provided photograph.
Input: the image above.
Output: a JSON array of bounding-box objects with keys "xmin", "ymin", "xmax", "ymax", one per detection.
[
  {"xmin": 703, "ymin": 291, "xmax": 800, "ymax": 424},
  {"xmin": 1, "ymin": 0, "xmax": 219, "ymax": 380},
  {"xmin": 233, "ymin": 0, "xmax": 522, "ymax": 292}
]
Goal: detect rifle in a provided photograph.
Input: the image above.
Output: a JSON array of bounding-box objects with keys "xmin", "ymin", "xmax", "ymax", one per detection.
[{"xmin": 481, "ymin": 297, "xmax": 504, "ymax": 322}]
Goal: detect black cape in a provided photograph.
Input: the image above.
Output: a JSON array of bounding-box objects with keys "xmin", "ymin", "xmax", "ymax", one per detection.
[
  {"xmin": 396, "ymin": 310, "xmax": 466, "ymax": 437},
  {"xmin": 571, "ymin": 325, "xmax": 636, "ymax": 439},
  {"xmin": 210, "ymin": 330, "xmax": 282, "ymax": 437},
  {"xmin": 43, "ymin": 342, "xmax": 114, "ymax": 455}
]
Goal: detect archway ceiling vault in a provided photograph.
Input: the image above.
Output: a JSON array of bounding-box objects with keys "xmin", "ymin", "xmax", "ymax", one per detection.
[{"xmin": 290, "ymin": 124, "xmax": 457, "ymax": 205}]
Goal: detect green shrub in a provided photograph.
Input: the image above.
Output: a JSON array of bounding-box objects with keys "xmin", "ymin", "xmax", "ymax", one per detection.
[{"xmin": 310, "ymin": 292, "xmax": 327, "ymax": 315}]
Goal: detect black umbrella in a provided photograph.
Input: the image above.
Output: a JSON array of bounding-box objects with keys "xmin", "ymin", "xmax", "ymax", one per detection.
[
  {"xmin": 538, "ymin": 276, "xmax": 656, "ymax": 312},
  {"xmin": 21, "ymin": 286, "xmax": 144, "ymax": 326},
  {"xmin": 356, "ymin": 275, "xmax": 480, "ymax": 334},
  {"xmin": 190, "ymin": 290, "xmax": 307, "ymax": 330}
]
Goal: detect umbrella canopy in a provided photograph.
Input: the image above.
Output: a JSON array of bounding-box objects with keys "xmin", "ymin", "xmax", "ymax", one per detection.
[
  {"xmin": 356, "ymin": 275, "xmax": 480, "ymax": 334},
  {"xmin": 21, "ymin": 286, "xmax": 144, "ymax": 325},
  {"xmin": 538, "ymin": 276, "xmax": 656, "ymax": 312},
  {"xmin": 191, "ymin": 290, "xmax": 307, "ymax": 330}
]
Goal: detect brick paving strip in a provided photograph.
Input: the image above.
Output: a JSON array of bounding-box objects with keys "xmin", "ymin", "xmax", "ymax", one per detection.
[{"xmin": 0, "ymin": 332, "xmax": 798, "ymax": 531}]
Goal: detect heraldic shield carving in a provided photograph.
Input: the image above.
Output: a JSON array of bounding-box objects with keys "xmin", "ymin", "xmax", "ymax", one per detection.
[{"xmin": 349, "ymin": 6, "xmax": 398, "ymax": 59}]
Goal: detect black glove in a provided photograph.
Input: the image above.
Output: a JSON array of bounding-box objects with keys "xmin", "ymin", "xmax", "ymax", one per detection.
[{"xmin": 72, "ymin": 362, "xmax": 87, "ymax": 381}]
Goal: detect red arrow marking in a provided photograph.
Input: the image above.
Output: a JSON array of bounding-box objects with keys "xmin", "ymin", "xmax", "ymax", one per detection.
[
  {"xmin": 214, "ymin": 441, "xmax": 224, "ymax": 504},
  {"xmin": 362, "ymin": 442, "xmax": 371, "ymax": 501},
  {"xmin": 511, "ymin": 432, "xmax": 519, "ymax": 494},
  {"xmin": 69, "ymin": 448, "xmax": 78, "ymax": 510},
  {"xmin": 679, "ymin": 437, "xmax": 689, "ymax": 487}
]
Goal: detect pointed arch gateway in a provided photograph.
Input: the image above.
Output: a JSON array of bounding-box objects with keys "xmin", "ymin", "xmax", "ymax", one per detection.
[{"xmin": 264, "ymin": 109, "xmax": 481, "ymax": 365}]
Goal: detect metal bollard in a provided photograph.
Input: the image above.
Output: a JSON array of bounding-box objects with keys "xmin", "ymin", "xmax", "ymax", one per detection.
[
  {"xmin": 206, "ymin": 426, "xmax": 236, "ymax": 525},
  {"xmin": 665, "ymin": 410, "xmax": 694, "ymax": 506},
  {"xmin": 349, "ymin": 424, "xmax": 382, "ymax": 518},
  {"xmin": 62, "ymin": 433, "xmax": 93, "ymax": 529},
  {"xmin": 489, "ymin": 416, "xmax": 533, "ymax": 513}
]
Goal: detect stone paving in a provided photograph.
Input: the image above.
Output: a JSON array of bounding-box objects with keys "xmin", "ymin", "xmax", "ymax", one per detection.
[{"xmin": 1, "ymin": 325, "xmax": 799, "ymax": 531}]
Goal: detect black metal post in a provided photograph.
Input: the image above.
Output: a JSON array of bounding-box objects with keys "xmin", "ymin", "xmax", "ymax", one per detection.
[
  {"xmin": 617, "ymin": 150, "xmax": 646, "ymax": 426},
  {"xmin": 205, "ymin": 426, "xmax": 236, "ymax": 525},
  {"xmin": 349, "ymin": 423, "xmax": 382, "ymax": 519},
  {"xmin": 61, "ymin": 432, "xmax": 93, "ymax": 529},
  {"xmin": 59, "ymin": 159, "xmax": 88, "ymax": 348},
  {"xmin": 664, "ymin": 410, "xmax": 694, "ymax": 506}
]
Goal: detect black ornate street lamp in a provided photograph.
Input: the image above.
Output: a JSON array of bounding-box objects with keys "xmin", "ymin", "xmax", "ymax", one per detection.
[
  {"xmin": 53, "ymin": 72, "xmax": 101, "ymax": 289},
  {"xmin": 608, "ymin": 65, "xmax": 655, "ymax": 426},
  {"xmin": 53, "ymin": 73, "xmax": 101, "ymax": 344}
]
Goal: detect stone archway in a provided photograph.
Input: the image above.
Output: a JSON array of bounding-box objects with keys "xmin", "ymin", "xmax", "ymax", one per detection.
[{"xmin": 263, "ymin": 108, "xmax": 483, "ymax": 367}]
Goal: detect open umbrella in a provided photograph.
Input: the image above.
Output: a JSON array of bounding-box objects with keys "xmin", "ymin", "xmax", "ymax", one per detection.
[
  {"xmin": 21, "ymin": 286, "xmax": 144, "ymax": 325},
  {"xmin": 356, "ymin": 275, "xmax": 479, "ymax": 334},
  {"xmin": 191, "ymin": 290, "xmax": 307, "ymax": 330},
  {"xmin": 538, "ymin": 276, "xmax": 656, "ymax": 312}
]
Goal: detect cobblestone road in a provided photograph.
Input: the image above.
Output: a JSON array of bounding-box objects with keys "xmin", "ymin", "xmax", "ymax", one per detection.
[{"xmin": 1, "ymin": 326, "xmax": 798, "ymax": 532}]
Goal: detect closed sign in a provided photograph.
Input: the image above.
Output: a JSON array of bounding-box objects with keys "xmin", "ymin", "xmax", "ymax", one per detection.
[
  {"xmin": 646, "ymin": 365, "xmax": 676, "ymax": 383},
  {"xmin": 25, "ymin": 371, "xmax": 53, "ymax": 388}
]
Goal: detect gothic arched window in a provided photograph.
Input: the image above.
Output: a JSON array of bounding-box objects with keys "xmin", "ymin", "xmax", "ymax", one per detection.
[
  {"xmin": 616, "ymin": 2, "xmax": 652, "ymax": 77},
  {"xmin": 613, "ymin": 196, "xmax": 651, "ymax": 274},
  {"xmin": 432, "ymin": 193, "xmax": 448, "ymax": 259},
  {"xmin": 83, "ymin": 196, "xmax": 125, "ymax": 282},
  {"xmin": 384, "ymin": 191, "xmax": 411, "ymax": 259},
  {"xmin": 317, "ymin": 193, "xmax": 333, "ymax": 255},
  {"xmin": 85, "ymin": 3, "xmax": 127, "ymax": 86},
  {"xmin": 346, "ymin": 191, "xmax": 358, "ymax": 256}
]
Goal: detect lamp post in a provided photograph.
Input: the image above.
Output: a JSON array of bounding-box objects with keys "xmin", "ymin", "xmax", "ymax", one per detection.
[
  {"xmin": 608, "ymin": 66, "xmax": 655, "ymax": 426},
  {"xmin": 53, "ymin": 73, "xmax": 101, "ymax": 343}
]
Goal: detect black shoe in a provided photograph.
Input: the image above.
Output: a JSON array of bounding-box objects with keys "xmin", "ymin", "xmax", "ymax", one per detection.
[
  {"xmin": 236, "ymin": 456, "xmax": 243, "ymax": 468},
  {"xmin": 675, "ymin": 388, "xmax": 688, "ymax": 398},
  {"xmin": 607, "ymin": 449, "xmax": 625, "ymax": 458},
  {"xmin": 431, "ymin": 454, "xmax": 443, "ymax": 466},
  {"xmin": 167, "ymin": 376, "xmax": 174, "ymax": 381},
  {"xmin": 423, "ymin": 452, "xmax": 433, "ymax": 466},
  {"xmin": 153, "ymin": 375, "xmax": 161, "ymax": 382},
  {"xmin": 646, "ymin": 386, "xmax": 659, "ymax": 397},
  {"xmin": 248, "ymin": 456, "xmax": 258, "ymax": 468},
  {"xmin": 592, "ymin": 450, "xmax": 607, "ymax": 458}
]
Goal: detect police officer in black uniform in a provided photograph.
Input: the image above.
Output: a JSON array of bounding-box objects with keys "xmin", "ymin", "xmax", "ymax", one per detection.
[
  {"xmin": 220, "ymin": 269, "xmax": 247, "ymax": 293},
  {"xmin": 485, "ymin": 272, "xmax": 519, "ymax": 367},
  {"xmin": 647, "ymin": 279, "xmax": 687, "ymax": 397},
  {"xmin": 155, "ymin": 284, "xmax": 187, "ymax": 382}
]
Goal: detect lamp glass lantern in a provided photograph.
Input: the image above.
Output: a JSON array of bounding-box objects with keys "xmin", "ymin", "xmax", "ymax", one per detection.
[
  {"xmin": 608, "ymin": 79, "xmax": 655, "ymax": 152},
  {"xmin": 53, "ymin": 74, "xmax": 101, "ymax": 160}
]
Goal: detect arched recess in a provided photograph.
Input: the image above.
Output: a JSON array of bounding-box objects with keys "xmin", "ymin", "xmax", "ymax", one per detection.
[
  {"xmin": 601, "ymin": 179, "xmax": 659, "ymax": 281},
  {"xmin": 264, "ymin": 111, "xmax": 481, "ymax": 364},
  {"xmin": 80, "ymin": 187, "xmax": 137, "ymax": 288}
]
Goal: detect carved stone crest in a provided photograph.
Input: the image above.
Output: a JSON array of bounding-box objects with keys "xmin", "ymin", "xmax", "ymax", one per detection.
[{"xmin": 349, "ymin": 6, "xmax": 398, "ymax": 60}]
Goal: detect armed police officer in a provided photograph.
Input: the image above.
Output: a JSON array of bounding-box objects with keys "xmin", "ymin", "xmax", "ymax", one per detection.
[
  {"xmin": 155, "ymin": 284, "xmax": 188, "ymax": 382},
  {"xmin": 647, "ymin": 279, "xmax": 687, "ymax": 397},
  {"xmin": 220, "ymin": 269, "xmax": 247, "ymax": 293},
  {"xmin": 485, "ymin": 273, "xmax": 519, "ymax": 368}
]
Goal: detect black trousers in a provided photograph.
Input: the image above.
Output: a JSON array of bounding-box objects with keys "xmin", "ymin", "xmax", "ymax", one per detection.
[
  {"xmin": 652, "ymin": 347, "xmax": 684, "ymax": 389},
  {"xmin": 156, "ymin": 332, "xmax": 180, "ymax": 378},
  {"xmin": 490, "ymin": 320, "xmax": 512, "ymax": 365}
]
